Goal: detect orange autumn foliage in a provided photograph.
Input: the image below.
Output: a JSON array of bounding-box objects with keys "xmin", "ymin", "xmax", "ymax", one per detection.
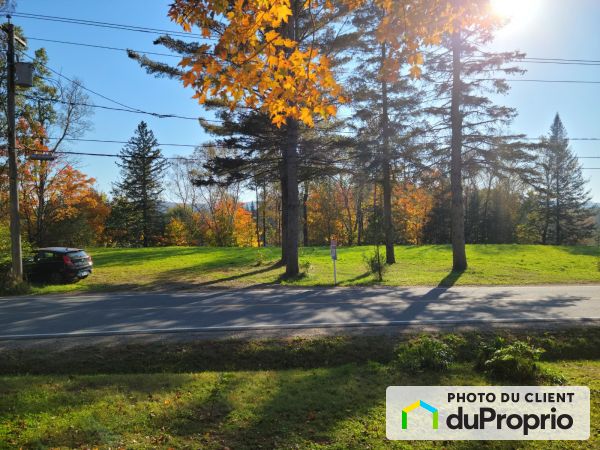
[
  {"xmin": 7, "ymin": 117, "xmax": 110, "ymax": 245},
  {"xmin": 306, "ymin": 180, "xmax": 344, "ymax": 245},
  {"xmin": 200, "ymin": 195, "xmax": 258, "ymax": 247},
  {"xmin": 169, "ymin": 0, "xmax": 343, "ymax": 127},
  {"xmin": 168, "ymin": 1, "xmax": 500, "ymax": 127},
  {"xmin": 233, "ymin": 206, "xmax": 258, "ymax": 247},
  {"xmin": 393, "ymin": 182, "xmax": 433, "ymax": 245}
]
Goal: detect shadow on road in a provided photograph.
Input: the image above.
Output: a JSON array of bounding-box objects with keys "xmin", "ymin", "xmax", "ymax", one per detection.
[{"xmin": 399, "ymin": 270, "xmax": 464, "ymax": 320}]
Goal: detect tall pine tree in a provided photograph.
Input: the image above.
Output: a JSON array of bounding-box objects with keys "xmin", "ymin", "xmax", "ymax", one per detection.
[
  {"xmin": 111, "ymin": 122, "xmax": 168, "ymax": 247},
  {"xmin": 530, "ymin": 114, "xmax": 594, "ymax": 245},
  {"xmin": 423, "ymin": 8, "xmax": 526, "ymax": 270},
  {"xmin": 347, "ymin": 2, "xmax": 426, "ymax": 264}
]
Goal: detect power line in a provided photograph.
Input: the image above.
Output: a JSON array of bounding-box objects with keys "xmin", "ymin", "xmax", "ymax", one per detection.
[
  {"xmin": 25, "ymin": 36, "xmax": 181, "ymax": 59},
  {"xmin": 14, "ymin": 16, "xmax": 600, "ymax": 69},
  {"xmin": 19, "ymin": 51, "xmax": 151, "ymax": 114},
  {"xmin": 22, "ymin": 94, "xmax": 220, "ymax": 122},
  {"xmin": 521, "ymin": 137, "xmax": 600, "ymax": 141},
  {"xmin": 18, "ymin": 92, "xmax": 600, "ymax": 139},
  {"xmin": 24, "ymin": 35, "xmax": 600, "ymax": 68},
  {"xmin": 44, "ymin": 137, "xmax": 214, "ymax": 149},
  {"xmin": 12, "ymin": 12, "xmax": 215, "ymax": 40},
  {"xmin": 40, "ymin": 136, "xmax": 600, "ymax": 147},
  {"xmin": 518, "ymin": 60, "xmax": 600, "ymax": 67},
  {"xmin": 25, "ymin": 149, "xmax": 600, "ymax": 169},
  {"xmin": 53, "ymin": 151, "xmax": 201, "ymax": 161},
  {"xmin": 503, "ymin": 79, "xmax": 600, "ymax": 85}
]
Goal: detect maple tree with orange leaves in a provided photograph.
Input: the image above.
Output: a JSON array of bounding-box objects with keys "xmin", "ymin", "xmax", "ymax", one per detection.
[{"xmin": 0, "ymin": 118, "xmax": 109, "ymax": 247}]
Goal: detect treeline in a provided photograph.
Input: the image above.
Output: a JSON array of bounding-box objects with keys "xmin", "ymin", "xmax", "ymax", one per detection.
[
  {"xmin": 163, "ymin": 114, "xmax": 597, "ymax": 249},
  {"xmin": 126, "ymin": 0, "xmax": 597, "ymax": 276},
  {"xmin": 1, "ymin": 3, "xmax": 598, "ymax": 272}
]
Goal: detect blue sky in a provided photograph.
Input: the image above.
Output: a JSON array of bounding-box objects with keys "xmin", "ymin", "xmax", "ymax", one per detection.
[{"xmin": 11, "ymin": 0, "xmax": 600, "ymax": 202}]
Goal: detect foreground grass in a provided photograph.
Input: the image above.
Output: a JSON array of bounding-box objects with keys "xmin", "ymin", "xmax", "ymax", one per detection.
[
  {"xmin": 17, "ymin": 244, "xmax": 600, "ymax": 296},
  {"xmin": 0, "ymin": 329, "xmax": 599, "ymax": 449}
]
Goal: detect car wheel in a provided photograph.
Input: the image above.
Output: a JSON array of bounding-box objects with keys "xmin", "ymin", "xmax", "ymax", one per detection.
[{"xmin": 49, "ymin": 272, "xmax": 63, "ymax": 284}]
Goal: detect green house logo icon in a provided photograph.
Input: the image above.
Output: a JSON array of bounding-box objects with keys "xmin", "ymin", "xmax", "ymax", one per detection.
[{"xmin": 402, "ymin": 400, "xmax": 439, "ymax": 429}]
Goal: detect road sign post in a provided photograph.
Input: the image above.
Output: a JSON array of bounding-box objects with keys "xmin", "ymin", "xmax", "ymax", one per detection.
[{"xmin": 330, "ymin": 239, "xmax": 337, "ymax": 286}]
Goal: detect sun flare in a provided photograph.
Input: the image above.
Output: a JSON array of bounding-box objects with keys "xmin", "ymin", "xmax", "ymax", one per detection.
[{"xmin": 490, "ymin": 0, "xmax": 542, "ymax": 29}]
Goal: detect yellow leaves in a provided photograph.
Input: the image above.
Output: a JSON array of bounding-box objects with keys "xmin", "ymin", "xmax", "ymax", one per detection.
[
  {"xmin": 264, "ymin": 30, "xmax": 280, "ymax": 43},
  {"xmin": 182, "ymin": 71, "xmax": 196, "ymax": 87},
  {"xmin": 272, "ymin": 114, "xmax": 287, "ymax": 127},
  {"xmin": 407, "ymin": 52, "xmax": 424, "ymax": 66},
  {"xmin": 300, "ymin": 107, "xmax": 314, "ymax": 127},
  {"xmin": 272, "ymin": 2, "xmax": 292, "ymax": 24},
  {"xmin": 409, "ymin": 65, "xmax": 422, "ymax": 79},
  {"xmin": 169, "ymin": 0, "xmax": 349, "ymax": 127}
]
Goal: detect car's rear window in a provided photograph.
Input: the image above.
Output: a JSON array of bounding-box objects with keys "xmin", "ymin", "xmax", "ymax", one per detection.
[{"xmin": 67, "ymin": 251, "xmax": 88, "ymax": 258}]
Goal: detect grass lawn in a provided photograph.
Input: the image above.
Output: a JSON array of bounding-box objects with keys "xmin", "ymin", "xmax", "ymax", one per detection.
[
  {"xmin": 17, "ymin": 244, "xmax": 600, "ymax": 296},
  {"xmin": 0, "ymin": 329, "xmax": 599, "ymax": 449}
]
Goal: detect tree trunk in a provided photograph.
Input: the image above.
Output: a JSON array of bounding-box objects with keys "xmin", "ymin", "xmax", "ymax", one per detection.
[
  {"xmin": 262, "ymin": 182, "xmax": 267, "ymax": 247},
  {"xmin": 450, "ymin": 31, "xmax": 467, "ymax": 271},
  {"xmin": 555, "ymin": 170, "xmax": 561, "ymax": 245},
  {"xmin": 303, "ymin": 183, "xmax": 309, "ymax": 247},
  {"xmin": 284, "ymin": 118, "xmax": 300, "ymax": 276},
  {"xmin": 380, "ymin": 43, "xmax": 395, "ymax": 264},
  {"xmin": 255, "ymin": 183, "xmax": 261, "ymax": 246},
  {"xmin": 356, "ymin": 190, "xmax": 363, "ymax": 246},
  {"xmin": 279, "ymin": 3, "xmax": 300, "ymax": 276},
  {"xmin": 280, "ymin": 163, "xmax": 288, "ymax": 264},
  {"xmin": 542, "ymin": 180, "xmax": 550, "ymax": 245},
  {"xmin": 482, "ymin": 174, "xmax": 494, "ymax": 243},
  {"xmin": 36, "ymin": 164, "xmax": 47, "ymax": 247}
]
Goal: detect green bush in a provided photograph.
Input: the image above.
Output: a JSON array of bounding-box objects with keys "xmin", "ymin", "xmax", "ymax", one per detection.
[
  {"xmin": 483, "ymin": 340, "xmax": 546, "ymax": 383},
  {"xmin": 254, "ymin": 248, "xmax": 267, "ymax": 266},
  {"xmin": 474, "ymin": 336, "xmax": 507, "ymax": 370},
  {"xmin": 300, "ymin": 259, "xmax": 312, "ymax": 273},
  {"xmin": 395, "ymin": 335, "xmax": 454, "ymax": 372},
  {"xmin": 363, "ymin": 245, "xmax": 387, "ymax": 282}
]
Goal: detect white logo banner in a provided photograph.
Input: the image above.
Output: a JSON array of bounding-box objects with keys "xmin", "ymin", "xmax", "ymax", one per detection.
[{"xmin": 386, "ymin": 386, "xmax": 590, "ymax": 440}]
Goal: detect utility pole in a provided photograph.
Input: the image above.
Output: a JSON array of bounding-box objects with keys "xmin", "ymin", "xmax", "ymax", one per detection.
[
  {"xmin": 5, "ymin": 20, "xmax": 23, "ymax": 280},
  {"xmin": 450, "ymin": 30, "xmax": 467, "ymax": 272}
]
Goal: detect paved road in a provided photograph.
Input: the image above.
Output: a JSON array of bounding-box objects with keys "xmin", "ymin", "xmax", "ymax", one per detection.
[{"xmin": 1, "ymin": 285, "xmax": 599, "ymax": 339}]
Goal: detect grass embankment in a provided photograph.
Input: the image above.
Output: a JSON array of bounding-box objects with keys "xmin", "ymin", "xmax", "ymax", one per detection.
[
  {"xmin": 18, "ymin": 244, "xmax": 600, "ymax": 296},
  {"xmin": 0, "ymin": 329, "xmax": 599, "ymax": 449}
]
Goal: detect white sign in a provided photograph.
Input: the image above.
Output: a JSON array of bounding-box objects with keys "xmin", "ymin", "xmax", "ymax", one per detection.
[
  {"xmin": 330, "ymin": 239, "xmax": 337, "ymax": 260},
  {"xmin": 386, "ymin": 386, "xmax": 590, "ymax": 441}
]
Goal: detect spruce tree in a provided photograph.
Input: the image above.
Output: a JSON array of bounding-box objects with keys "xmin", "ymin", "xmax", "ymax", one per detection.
[
  {"xmin": 424, "ymin": 15, "xmax": 526, "ymax": 270},
  {"xmin": 347, "ymin": 2, "xmax": 426, "ymax": 264},
  {"xmin": 112, "ymin": 122, "xmax": 168, "ymax": 247},
  {"xmin": 532, "ymin": 114, "xmax": 594, "ymax": 245}
]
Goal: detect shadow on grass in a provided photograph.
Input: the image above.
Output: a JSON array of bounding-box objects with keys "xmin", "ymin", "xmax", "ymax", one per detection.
[
  {"xmin": 560, "ymin": 245, "xmax": 600, "ymax": 257},
  {"xmin": 437, "ymin": 270, "xmax": 465, "ymax": 288},
  {"xmin": 157, "ymin": 262, "xmax": 284, "ymax": 288},
  {"xmin": 185, "ymin": 364, "xmax": 478, "ymax": 449},
  {"xmin": 0, "ymin": 337, "xmax": 398, "ymax": 376},
  {"xmin": 340, "ymin": 271, "xmax": 374, "ymax": 286}
]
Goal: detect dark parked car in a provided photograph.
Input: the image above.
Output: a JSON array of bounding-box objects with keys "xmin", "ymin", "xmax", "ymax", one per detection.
[{"xmin": 25, "ymin": 247, "xmax": 93, "ymax": 284}]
